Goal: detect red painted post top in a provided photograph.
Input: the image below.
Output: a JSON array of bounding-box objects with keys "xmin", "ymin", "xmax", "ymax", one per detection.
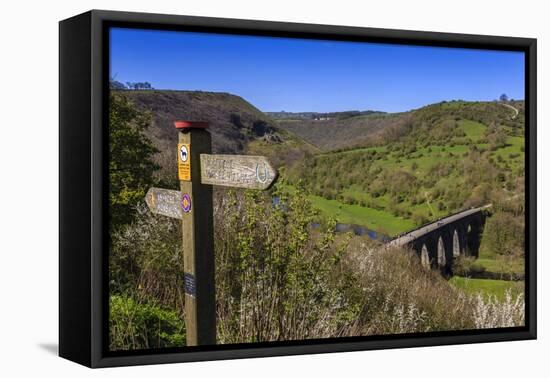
[{"xmin": 174, "ymin": 120, "xmax": 209, "ymax": 129}]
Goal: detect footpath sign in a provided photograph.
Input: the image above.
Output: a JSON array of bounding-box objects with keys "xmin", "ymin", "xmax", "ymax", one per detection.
[
  {"xmin": 145, "ymin": 188, "xmax": 182, "ymax": 219},
  {"xmin": 200, "ymin": 154, "xmax": 277, "ymax": 190},
  {"xmin": 145, "ymin": 120, "xmax": 277, "ymax": 346},
  {"xmin": 178, "ymin": 143, "xmax": 191, "ymax": 181}
]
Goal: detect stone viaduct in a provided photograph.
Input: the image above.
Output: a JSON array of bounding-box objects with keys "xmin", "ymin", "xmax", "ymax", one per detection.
[{"xmin": 387, "ymin": 205, "xmax": 491, "ymax": 275}]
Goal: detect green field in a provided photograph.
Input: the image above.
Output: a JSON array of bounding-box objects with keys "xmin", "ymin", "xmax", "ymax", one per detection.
[
  {"xmin": 308, "ymin": 194, "xmax": 415, "ymax": 235},
  {"xmin": 459, "ymin": 119, "xmax": 487, "ymax": 141},
  {"xmin": 474, "ymin": 251, "xmax": 524, "ymax": 278},
  {"xmin": 491, "ymin": 135, "xmax": 525, "ymax": 171},
  {"xmin": 449, "ymin": 276, "xmax": 524, "ymax": 301}
]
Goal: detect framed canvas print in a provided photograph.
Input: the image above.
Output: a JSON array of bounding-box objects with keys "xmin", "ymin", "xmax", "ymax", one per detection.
[{"xmin": 59, "ymin": 10, "xmax": 536, "ymax": 368}]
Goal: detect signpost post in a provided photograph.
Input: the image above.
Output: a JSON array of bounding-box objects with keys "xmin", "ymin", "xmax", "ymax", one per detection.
[
  {"xmin": 175, "ymin": 120, "xmax": 215, "ymax": 347},
  {"xmin": 145, "ymin": 120, "xmax": 277, "ymax": 347}
]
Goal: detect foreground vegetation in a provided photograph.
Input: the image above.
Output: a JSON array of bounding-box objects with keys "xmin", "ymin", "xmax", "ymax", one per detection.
[{"xmin": 110, "ymin": 185, "xmax": 525, "ymax": 349}]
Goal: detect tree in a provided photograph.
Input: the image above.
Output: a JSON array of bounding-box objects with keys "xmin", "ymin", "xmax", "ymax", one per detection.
[
  {"xmin": 126, "ymin": 82, "xmax": 154, "ymax": 90},
  {"xmin": 486, "ymin": 126, "xmax": 507, "ymax": 150},
  {"xmin": 229, "ymin": 113, "xmax": 244, "ymax": 128},
  {"xmin": 109, "ymin": 93, "xmax": 159, "ymax": 230},
  {"xmin": 481, "ymin": 211, "xmax": 524, "ymax": 257},
  {"xmin": 110, "ymin": 80, "xmax": 127, "ymax": 90},
  {"xmin": 499, "ymin": 93, "xmax": 509, "ymax": 102}
]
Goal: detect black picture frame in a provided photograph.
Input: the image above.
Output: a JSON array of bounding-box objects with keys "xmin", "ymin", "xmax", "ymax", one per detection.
[{"xmin": 59, "ymin": 9, "xmax": 537, "ymax": 368}]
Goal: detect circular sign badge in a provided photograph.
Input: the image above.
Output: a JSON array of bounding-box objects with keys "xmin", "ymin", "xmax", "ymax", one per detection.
[
  {"xmin": 256, "ymin": 163, "xmax": 269, "ymax": 184},
  {"xmin": 181, "ymin": 193, "xmax": 192, "ymax": 213},
  {"xmin": 180, "ymin": 145, "xmax": 189, "ymax": 162}
]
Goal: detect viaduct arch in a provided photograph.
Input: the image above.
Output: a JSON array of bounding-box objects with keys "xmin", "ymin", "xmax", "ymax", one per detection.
[{"xmin": 387, "ymin": 206, "xmax": 490, "ymax": 275}]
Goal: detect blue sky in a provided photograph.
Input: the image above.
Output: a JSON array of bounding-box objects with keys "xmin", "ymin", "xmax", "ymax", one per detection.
[{"xmin": 110, "ymin": 27, "xmax": 525, "ymax": 113}]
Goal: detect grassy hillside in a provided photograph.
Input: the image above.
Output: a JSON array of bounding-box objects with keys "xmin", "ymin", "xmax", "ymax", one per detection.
[
  {"xmin": 267, "ymin": 110, "xmax": 385, "ymax": 120},
  {"xmin": 276, "ymin": 112, "xmax": 411, "ymax": 151},
  {"xmin": 276, "ymin": 100, "xmax": 524, "ymax": 153},
  {"xmin": 285, "ymin": 100, "xmax": 525, "ymax": 233}
]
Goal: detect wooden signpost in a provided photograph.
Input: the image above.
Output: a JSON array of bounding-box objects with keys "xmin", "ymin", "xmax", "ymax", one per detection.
[{"xmin": 145, "ymin": 120, "xmax": 277, "ymax": 347}]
